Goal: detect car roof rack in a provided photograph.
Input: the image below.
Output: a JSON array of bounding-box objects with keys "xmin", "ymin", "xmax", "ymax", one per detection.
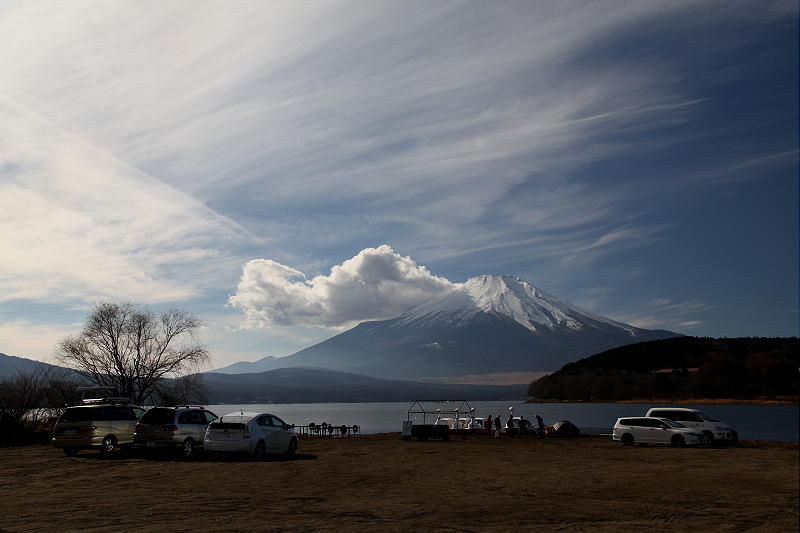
[{"xmin": 81, "ymin": 396, "xmax": 131, "ymax": 405}]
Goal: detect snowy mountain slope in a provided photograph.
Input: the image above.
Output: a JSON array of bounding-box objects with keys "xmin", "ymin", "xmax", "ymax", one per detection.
[
  {"xmin": 396, "ymin": 275, "xmax": 636, "ymax": 334},
  {"xmin": 215, "ymin": 275, "xmax": 681, "ymax": 378}
]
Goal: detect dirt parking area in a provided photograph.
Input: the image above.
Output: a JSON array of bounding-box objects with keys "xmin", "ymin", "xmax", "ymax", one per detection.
[{"xmin": 0, "ymin": 435, "xmax": 797, "ymax": 532}]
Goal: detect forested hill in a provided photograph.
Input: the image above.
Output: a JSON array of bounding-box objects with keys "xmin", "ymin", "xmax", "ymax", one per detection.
[{"xmin": 528, "ymin": 337, "xmax": 799, "ymax": 401}]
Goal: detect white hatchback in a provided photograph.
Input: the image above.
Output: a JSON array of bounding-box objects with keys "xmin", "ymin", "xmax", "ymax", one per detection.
[
  {"xmin": 204, "ymin": 412, "xmax": 298, "ymax": 458},
  {"xmin": 613, "ymin": 417, "xmax": 706, "ymax": 447}
]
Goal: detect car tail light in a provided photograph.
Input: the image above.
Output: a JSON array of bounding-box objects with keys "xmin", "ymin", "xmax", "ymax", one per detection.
[
  {"xmin": 160, "ymin": 425, "xmax": 178, "ymax": 432},
  {"xmin": 78, "ymin": 426, "xmax": 97, "ymax": 433},
  {"xmin": 243, "ymin": 426, "xmax": 251, "ymax": 438},
  {"xmin": 134, "ymin": 424, "xmax": 145, "ymax": 431}
]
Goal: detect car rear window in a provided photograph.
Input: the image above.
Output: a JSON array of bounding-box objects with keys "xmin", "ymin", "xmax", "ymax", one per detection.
[
  {"xmin": 209, "ymin": 422, "xmax": 247, "ymax": 430},
  {"xmin": 139, "ymin": 408, "xmax": 176, "ymax": 425}
]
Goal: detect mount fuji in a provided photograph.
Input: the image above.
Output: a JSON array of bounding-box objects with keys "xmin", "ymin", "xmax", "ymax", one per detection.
[{"xmin": 216, "ymin": 275, "xmax": 681, "ymax": 379}]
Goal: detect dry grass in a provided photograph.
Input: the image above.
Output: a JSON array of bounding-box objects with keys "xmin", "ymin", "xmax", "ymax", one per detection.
[{"xmin": 0, "ymin": 435, "xmax": 797, "ymax": 532}]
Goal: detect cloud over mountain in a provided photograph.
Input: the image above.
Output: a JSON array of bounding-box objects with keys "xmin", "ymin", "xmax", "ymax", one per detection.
[{"xmin": 228, "ymin": 245, "xmax": 457, "ymax": 328}]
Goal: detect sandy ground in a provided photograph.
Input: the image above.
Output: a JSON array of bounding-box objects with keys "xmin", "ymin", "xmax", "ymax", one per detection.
[{"xmin": 0, "ymin": 435, "xmax": 797, "ymax": 533}]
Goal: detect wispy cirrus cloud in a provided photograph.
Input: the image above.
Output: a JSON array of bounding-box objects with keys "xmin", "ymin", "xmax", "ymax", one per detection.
[
  {"xmin": 3, "ymin": 0, "xmax": 777, "ymax": 269},
  {"xmin": 0, "ymin": 318, "xmax": 79, "ymax": 363},
  {"xmin": 0, "ymin": 96, "xmax": 251, "ymax": 305},
  {"xmin": 612, "ymin": 298, "xmax": 715, "ymax": 332}
]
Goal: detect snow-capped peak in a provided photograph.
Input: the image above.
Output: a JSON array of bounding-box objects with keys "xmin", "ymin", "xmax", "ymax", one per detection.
[{"xmin": 396, "ymin": 274, "xmax": 635, "ymax": 334}]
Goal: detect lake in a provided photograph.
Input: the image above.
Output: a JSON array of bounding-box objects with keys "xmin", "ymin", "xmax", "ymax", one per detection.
[{"xmin": 207, "ymin": 401, "xmax": 799, "ymax": 442}]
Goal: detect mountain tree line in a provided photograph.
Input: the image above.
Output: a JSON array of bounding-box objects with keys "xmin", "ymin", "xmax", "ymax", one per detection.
[
  {"xmin": 0, "ymin": 366, "xmax": 83, "ymax": 445},
  {"xmin": 528, "ymin": 337, "xmax": 799, "ymax": 401}
]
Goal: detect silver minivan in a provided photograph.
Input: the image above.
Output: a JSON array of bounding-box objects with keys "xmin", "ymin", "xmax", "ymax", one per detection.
[
  {"xmin": 134, "ymin": 406, "xmax": 218, "ymax": 458},
  {"xmin": 52, "ymin": 401, "xmax": 146, "ymax": 456}
]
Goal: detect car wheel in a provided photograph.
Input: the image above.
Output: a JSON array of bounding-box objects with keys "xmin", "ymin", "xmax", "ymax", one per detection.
[
  {"xmin": 671, "ymin": 434, "xmax": 686, "ymax": 447},
  {"xmin": 703, "ymin": 431, "xmax": 715, "ymax": 445},
  {"xmin": 254, "ymin": 440, "xmax": 266, "ymax": 460},
  {"xmin": 101, "ymin": 435, "xmax": 117, "ymax": 455},
  {"xmin": 285, "ymin": 438, "xmax": 297, "ymax": 456},
  {"xmin": 621, "ymin": 434, "xmax": 634, "ymax": 446},
  {"xmin": 181, "ymin": 438, "xmax": 195, "ymax": 459},
  {"xmin": 63, "ymin": 447, "xmax": 78, "ymax": 457}
]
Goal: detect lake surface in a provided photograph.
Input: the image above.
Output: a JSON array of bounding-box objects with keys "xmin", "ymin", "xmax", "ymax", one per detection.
[{"xmin": 207, "ymin": 401, "xmax": 799, "ymax": 442}]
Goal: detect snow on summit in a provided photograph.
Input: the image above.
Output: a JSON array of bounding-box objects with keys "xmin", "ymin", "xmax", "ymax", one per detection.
[{"xmin": 397, "ymin": 274, "xmax": 636, "ymax": 334}]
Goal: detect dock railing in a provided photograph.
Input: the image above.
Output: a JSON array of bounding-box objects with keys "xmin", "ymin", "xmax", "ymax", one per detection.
[{"xmin": 293, "ymin": 423, "xmax": 360, "ymax": 438}]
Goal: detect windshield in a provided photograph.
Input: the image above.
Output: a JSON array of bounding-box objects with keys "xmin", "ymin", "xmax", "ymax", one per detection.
[
  {"xmin": 662, "ymin": 419, "xmax": 686, "ymax": 428},
  {"xmin": 696, "ymin": 410, "xmax": 718, "ymax": 422}
]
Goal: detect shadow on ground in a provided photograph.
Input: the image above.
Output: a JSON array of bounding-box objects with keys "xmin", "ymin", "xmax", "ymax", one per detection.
[{"xmin": 71, "ymin": 449, "xmax": 317, "ymax": 462}]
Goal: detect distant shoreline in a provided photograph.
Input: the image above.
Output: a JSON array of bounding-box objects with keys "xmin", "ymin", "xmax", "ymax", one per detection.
[{"xmin": 530, "ymin": 398, "xmax": 799, "ymax": 405}]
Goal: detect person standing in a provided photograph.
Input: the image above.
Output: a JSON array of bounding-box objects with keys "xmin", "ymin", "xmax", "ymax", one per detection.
[
  {"xmin": 485, "ymin": 415, "xmax": 493, "ymax": 438},
  {"xmin": 535, "ymin": 414, "xmax": 545, "ymax": 438},
  {"xmin": 494, "ymin": 414, "xmax": 501, "ymax": 439},
  {"xmin": 507, "ymin": 413, "xmax": 515, "ymax": 438}
]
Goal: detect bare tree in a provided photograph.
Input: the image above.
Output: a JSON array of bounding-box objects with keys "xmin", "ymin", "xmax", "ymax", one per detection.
[
  {"xmin": 42, "ymin": 369, "xmax": 84, "ymax": 417},
  {"xmin": 0, "ymin": 366, "xmax": 87, "ymax": 445},
  {"xmin": 0, "ymin": 366, "xmax": 50, "ymax": 426},
  {"xmin": 56, "ymin": 302, "xmax": 210, "ymax": 405}
]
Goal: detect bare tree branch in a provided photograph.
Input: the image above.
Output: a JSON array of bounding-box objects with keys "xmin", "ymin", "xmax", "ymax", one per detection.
[{"xmin": 56, "ymin": 302, "xmax": 210, "ymax": 405}]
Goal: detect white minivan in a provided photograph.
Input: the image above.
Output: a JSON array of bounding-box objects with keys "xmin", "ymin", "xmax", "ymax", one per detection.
[
  {"xmin": 204, "ymin": 412, "xmax": 298, "ymax": 458},
  {"xmin": 645, "ymin": 408, "xmax": 738, "ymax": 443}
]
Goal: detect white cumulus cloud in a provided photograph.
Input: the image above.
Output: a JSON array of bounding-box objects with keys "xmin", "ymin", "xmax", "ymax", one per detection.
[{"xmin": 228, "ymin": 245, "xmax": 457, "ymax": 328}]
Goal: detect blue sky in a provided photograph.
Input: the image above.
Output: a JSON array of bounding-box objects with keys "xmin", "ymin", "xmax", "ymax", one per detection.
[{"xmin": 0, "ymin": 1, "xmax": 797, "ymax": 368}]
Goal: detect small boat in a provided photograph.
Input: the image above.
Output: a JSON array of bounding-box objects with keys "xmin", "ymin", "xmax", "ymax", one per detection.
[{"xmin": 403, "ymin": 400, "xmax": 484, "ymax": 439}]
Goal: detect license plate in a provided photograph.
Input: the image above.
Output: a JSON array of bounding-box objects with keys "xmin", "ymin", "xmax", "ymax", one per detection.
[
  {"xmin": 147, "ymin": 441, "xmax": 156, "ymax": 448},
  {"xmin": 64, "ymin": 429, "xmax": 76, "ymax": 436}
]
